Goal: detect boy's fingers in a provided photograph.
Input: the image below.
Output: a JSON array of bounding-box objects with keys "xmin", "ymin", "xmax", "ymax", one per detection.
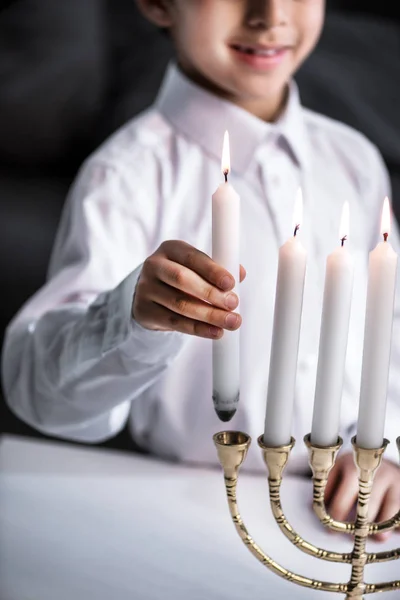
[
  {"xmin": 151, "ymin": 258, "xmax": 239, "ymax": 311},
  {"xmin": 144, "ymin": 281, "xmax": 242, "ymax": 331},
  {"xmin": 372, "ymin": 487, "xmax": 399, "ymax": 542},
  {"xmin": 160, "ymin": 240, "xmax": 237, "ymax": 290},
  {"xmin": 368, "ymin": 483, "xmax": 390, "ymax": 525},
  {"xmin": 324, "ymin": 465, "xmax": 342, "ymax": 506},
  {"xmin": 328, "ymin": 473, "xmax": 359, "ymax": 523},
  {"xmin": 239, "ymin": 264, "xmax": 246, "ymax": 283},
  {"xmin": 136, "ymin": 301, "xmax": 225, "ymax": 339}
]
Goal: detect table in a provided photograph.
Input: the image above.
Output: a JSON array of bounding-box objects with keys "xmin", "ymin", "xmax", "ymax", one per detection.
[{"xmin": 1, "ymin": 435, "xmax": 399, "ymax": 600}]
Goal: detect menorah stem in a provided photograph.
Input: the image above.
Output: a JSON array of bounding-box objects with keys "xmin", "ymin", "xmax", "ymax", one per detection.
[
  {"xmin": 345, "ymin": 480, "xmax": 372, "ymax": 599},
  {"xmin": 345, "ymin": 439, "xmax": 389, "ymax": 600}
]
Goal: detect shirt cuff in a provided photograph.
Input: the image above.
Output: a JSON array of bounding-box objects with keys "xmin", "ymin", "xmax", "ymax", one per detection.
[{"xmin": 103, "ymin": 263, "xmax": 185, "ymax": 364}]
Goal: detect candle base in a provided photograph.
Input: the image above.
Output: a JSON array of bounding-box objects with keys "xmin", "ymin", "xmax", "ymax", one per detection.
[
  {"xmin": 213, "ymin": 430, "xmax": 400, "ymax": 599},
  {"xmin": 212, "ymin": 391, "xmax": 239, "ymax": 422},
  {"xmin": 214, "ymin": 409, "xmax": 236, "ymax": 422}
]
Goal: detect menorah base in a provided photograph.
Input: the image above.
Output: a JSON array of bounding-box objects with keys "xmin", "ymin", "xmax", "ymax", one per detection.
[{"xmin": 213, "ymin": 431, "xmax": 400, "ymax": 599}]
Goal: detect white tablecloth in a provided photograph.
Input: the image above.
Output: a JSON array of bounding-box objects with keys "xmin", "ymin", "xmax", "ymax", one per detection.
[{"xmin": 1, "ymin": 434, "xmax": 399, "ymax": 600}]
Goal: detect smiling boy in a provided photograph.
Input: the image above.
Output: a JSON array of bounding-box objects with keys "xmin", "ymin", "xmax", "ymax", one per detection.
[{"xmin": 2, "ymin": 0, "xmax": 400, "ymax": 539}]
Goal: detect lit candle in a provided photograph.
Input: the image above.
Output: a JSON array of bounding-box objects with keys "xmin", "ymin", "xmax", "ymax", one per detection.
[
  {"xmin": 311, "ymin": 202, "xmax": 354, "ymax": 447},
  {"xmin": 263, "ymin": 190, "xmax": 307, "ymax": 447},
  {"xmin": 357, "ymin": 197, "xmax": 398, "ymax": 449},
  {"xmin": 212, "ymin": 131, "xmax": 240, "ymax": 422}
]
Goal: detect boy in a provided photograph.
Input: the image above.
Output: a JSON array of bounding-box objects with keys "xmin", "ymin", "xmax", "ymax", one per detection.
[{"xmin": 2, "ymin": 0, "xmax": 400, "ymax": 540}]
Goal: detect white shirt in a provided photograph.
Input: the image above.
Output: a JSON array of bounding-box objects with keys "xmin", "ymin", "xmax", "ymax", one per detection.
[{"xmin": 3, "ymin": 64, "xmax": 400, "ymax": 471}]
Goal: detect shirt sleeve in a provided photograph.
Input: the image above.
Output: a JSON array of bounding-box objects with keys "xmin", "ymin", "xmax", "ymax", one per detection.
[
  {"xmin": 1, "ymin": 158, "xmax": 185, "ymax": 443},
  {"xmin": 347, "ymin": 147, "xmax": 400, "ymax": 464}
]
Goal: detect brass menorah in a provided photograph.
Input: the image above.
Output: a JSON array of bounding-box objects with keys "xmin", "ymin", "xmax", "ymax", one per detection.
[{"xmin": 213, "ymin": 431, "xmax": 400, "ymax": 599}]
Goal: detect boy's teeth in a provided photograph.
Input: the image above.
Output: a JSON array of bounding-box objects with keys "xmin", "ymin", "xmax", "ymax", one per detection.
[
  {"xmin": 239, "ymin": 46, "xmax": 279, "ymax": 56},
  {"xmin": 256, "ymin": 49, "xmax": 279, "ymax": 56}
]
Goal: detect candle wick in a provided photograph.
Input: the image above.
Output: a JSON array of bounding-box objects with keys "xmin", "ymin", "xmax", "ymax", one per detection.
[
  {"xmin": 341, "ymin": 235, "xmax": 347, "ymax": 247},
  {"xmin": 383, "ymin": 232, "xmax": 389, "ymax": 242},
  {"xmin": 223, "ymin": 170, "xmax": 228, "ymax": 183},
  {"xmin": 293, "ymin": 224, "xmax": 300, "ymax": 237}
]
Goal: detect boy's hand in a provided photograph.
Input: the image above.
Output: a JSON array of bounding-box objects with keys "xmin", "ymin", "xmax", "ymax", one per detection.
[
  {"xmin": 133, "ymin": 240, "xmax": 246, "ymax": 339},
  {"xmin": 324, "ymin": 452, "xmax": 400, "ymax": 541}
]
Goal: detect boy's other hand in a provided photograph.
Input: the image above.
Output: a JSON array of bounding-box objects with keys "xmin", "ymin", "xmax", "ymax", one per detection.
[
  {"xmin": 324, "ymin": 452, "xmax": 400, "ymax": 541},
  {"xmin": 132, "ymin": 240, "xmax": 246, "ymax": 339}
]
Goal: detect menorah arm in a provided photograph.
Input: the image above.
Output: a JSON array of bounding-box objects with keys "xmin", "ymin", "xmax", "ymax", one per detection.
[
  {"xmin": 309, "ymin": 435, "xmax": 400, "ymax": 537},
  {"xmin": 312, "ymin": 476, "xmax": 355, "ymax": 534},
  {"xmin": 303, "ymin": 435, "xmax": 356, "ymax": 534},
  {"xmin": 369, "ymin": 437, "xmax": 400, "ymax": 535},
  {"xmin": 362, "ymin": 435, "xmax": 400, "ymax": 586},
  {"xmin": 366, "ymin": 547, "xmax": 400, "ymax": 563},
  {"xmin": 224, "ymin": 474, "xmax": 348, "ymax": 594},
  {"xmin": 268, "ymin": 468, "xmax": 352, "ymax": 563},
  {"xmin": 369, "ymin": 510, "xmax": 400, "ymax": 535},
  {"xmin": 365, "ymin": 508, "xmax": 400, "ymax": 563},
  {"xmin": 311, "ymin": 486, "xmax": 400, "ymax": 538},
  {"xmin": 365, "ymin": 580, "xmax": 400, "ymax": 594}
]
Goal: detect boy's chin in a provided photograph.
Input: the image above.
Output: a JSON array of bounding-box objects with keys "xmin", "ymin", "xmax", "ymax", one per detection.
[
  {"xmin": 232, "ymin": 80, "xmax": 289, "ymax": 104},
  {"xmin": 186, "ymin": 61, "xmax": 289, "ymax": 114}
]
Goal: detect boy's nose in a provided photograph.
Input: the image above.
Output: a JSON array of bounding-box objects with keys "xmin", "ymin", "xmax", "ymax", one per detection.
[{"xmin": 245, "ymin": 0, "xmax": 287, "ymax": 30}]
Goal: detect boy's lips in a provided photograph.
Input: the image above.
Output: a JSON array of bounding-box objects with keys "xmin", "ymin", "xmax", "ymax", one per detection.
[{"xmin": 229, "ymin": 42, "xmax": 291, "ymax": 70}]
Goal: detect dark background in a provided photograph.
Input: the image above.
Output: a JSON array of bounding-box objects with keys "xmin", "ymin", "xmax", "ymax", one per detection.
[{"xmin": 1, "ymin": 0, "xmax": 399, "ymax": 449}]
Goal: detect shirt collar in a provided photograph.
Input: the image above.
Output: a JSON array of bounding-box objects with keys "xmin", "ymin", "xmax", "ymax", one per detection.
[{"xmin": 156, "ymin": 63, "xmax": 311, "ymax": 175}]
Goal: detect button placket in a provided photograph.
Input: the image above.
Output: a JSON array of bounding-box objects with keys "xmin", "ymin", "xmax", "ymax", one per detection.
[{"xmin": 259, "ymin": 152, "xmax": 303, "ymax": 247}]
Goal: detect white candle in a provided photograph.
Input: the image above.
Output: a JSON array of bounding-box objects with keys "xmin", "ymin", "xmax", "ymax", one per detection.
[
  {"xmin": 264, "ymin": 190, "xmax": 307, "ymax": 446},
  {"xmin": 357, "ymin": 197, "xmax": 398, "ymax": 449},
  {"xmin": 311, "ymin": 202, "xmax": 354, "ymax": 447},
  {"xmin": 212, "ymin": 131, "xmax": 240, "ymax": 422}
]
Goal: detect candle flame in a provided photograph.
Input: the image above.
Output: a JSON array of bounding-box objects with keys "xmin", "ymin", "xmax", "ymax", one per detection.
[
  {"xmin": 221, "ymin": 131, "xmax": 230, "ymax": 177},
  {"xmin": 292, "ymin": 188, "xmax": 303, "ymax": 235},
  {"xmin": 381, "ymin": 197, "xmax": 391, "ymax": 239},
  {"xmin": 339, "ymin": 201, "xmax": 350, "ymax": 243}
]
